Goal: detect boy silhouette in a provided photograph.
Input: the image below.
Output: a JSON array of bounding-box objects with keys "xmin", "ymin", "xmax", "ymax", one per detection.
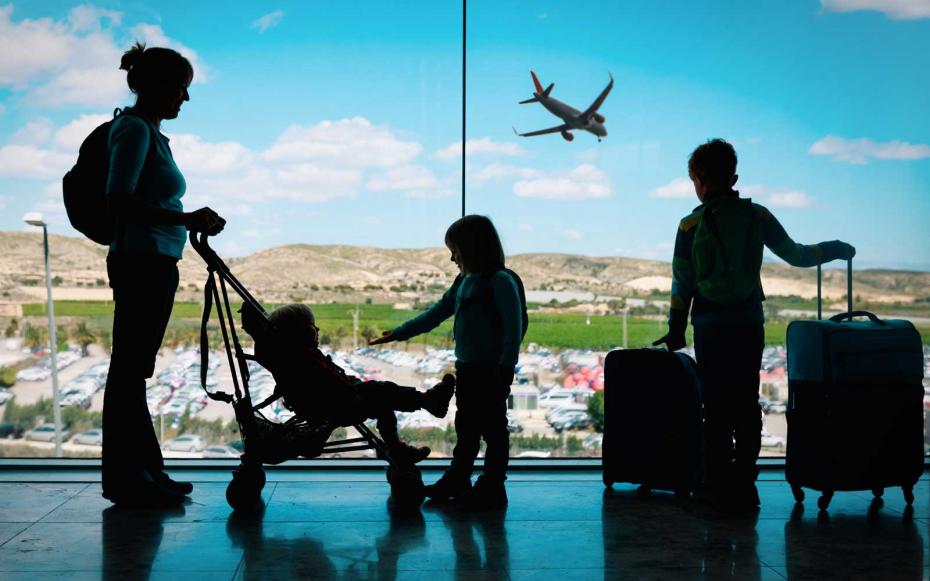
[{"xmin": 654, "ymin": 139, "xmax": 855, "ymax": 509}]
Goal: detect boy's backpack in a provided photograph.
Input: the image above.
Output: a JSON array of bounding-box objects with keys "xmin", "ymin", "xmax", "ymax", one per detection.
[
  {"xmin": 62, "ymin": 108, "xmax": 150, "ymax": 246},
  {"xmin": 452, "ymin": 268, "xmax": 529, "ymax": 342},
  {"xmin": 691, "ymin": 197, "xmax": 764, "ymax": 305}
]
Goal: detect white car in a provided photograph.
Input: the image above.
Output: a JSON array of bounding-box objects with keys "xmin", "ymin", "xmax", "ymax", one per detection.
[
  {"xmin": 768, "ymin": 402, "xmax": 787, "ymax": 414},
  {"xmin": 760, "ymin": 430, "xmax": 785, "ymax": 448},
  {"xmin": 0, "ymin": 389, "xmax": 13, "ymax": 405},
  {"xmin": 202, "ymin": 445, "xmax": 240, "ymax": 459},
  {"xmin": 72, "ymin": 429, "xmax": 103, "ymax": 446},
  {"xmin": 162, "ymin": 434, "xmax": 207, "ymax": 452},
  {"xmin": 538, "ymin": 391, "xmax": 576, "ymax": 408},
  {"xmin": 25, "ymin": 423, "xmax": 70, "ymax": 442}
]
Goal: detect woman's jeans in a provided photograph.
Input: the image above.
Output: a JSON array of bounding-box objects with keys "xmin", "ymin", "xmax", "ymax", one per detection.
[
  {"xmin": 102, "ymin": 253, "xmax": 179, "ymax": 495},
  {"xmin": 451, "ymin": 361, "xmax": 512, "ymax": 482}
]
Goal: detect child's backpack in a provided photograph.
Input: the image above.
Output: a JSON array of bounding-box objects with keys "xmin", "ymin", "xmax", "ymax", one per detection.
[
  {"xmin": 453, "ymin": 268, "xmax": 529, "ymax": 342},
  {"xmin": 62, "ymin": 108, "xmax": 150, "ymax": 245},
  {"xmin": 691, "ymin": 197, "xmax": 764, "ymax": 305}
]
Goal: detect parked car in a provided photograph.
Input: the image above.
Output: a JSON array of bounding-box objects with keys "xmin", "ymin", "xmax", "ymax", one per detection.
[
  {"xmin": 161, "ymin": 434, "xmax": 207, "ymax": 452},
  {"xmin": 72, "ymin": 428, "xmax": 103, "ymax": 446},
  {"xmin": 552, "ymin": 413, "xmax": 592, "ymax": 433},
  {"xmin": 0, "ymin": 423, "xmax": 25, "ymax": 439},
  {"xmin": 0, "ymin": 388, "xmax": 14, "ymax": 405},
  {"xmin": 202, "ymin": 445, "xmax": 241, "ymax": 459},
  {"xmin": 768, "ymin": 401, "xmax": 787, "ymax": 414},
  {"xmin": 538, "ymin": 390, "xmax": 576, "ymax": 408},
  {"xmin": 760, "ymin": 430, "xmax": 785, "ymax": 449},
  {"xmin": 506, "ymin": 415, "xmax": 524, "ymax": 433},
  {"xmin": 25, "ymin": 423, "xmax": 70, "ymax": 442}
]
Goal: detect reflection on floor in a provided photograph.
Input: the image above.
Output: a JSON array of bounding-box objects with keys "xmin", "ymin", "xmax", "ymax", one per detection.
[{"xmin": 0, "ymin": 470, "xmax": 926, "ymax": 580}]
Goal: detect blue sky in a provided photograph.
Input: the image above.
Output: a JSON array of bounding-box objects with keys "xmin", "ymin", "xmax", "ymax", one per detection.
[{"xmin": 0, "ymin": 1, "xmax": 928, "ymax": 269}]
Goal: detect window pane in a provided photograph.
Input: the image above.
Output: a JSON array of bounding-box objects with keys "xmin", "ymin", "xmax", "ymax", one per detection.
[{"xmin": 467, "ymin": 0, "xmax": 930, "ymax": 459}]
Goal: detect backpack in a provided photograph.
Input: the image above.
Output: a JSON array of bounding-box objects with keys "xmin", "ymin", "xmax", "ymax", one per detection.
[
  {"xmin": 452, "ymin": 268, "xmax": 529, "ymax": 342},
  {"xmin": 62, "ymin": 108, "xmax": 151, "ymax": 246},
  {"xmin": 691, "ymin": 197, "xmax": 764, "ymax": 305}
]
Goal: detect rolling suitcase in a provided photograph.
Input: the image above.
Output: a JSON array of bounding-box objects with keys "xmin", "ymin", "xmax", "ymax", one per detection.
[
  {"xmin": 602, "ymin": 348, "xmax": 703, "ymax": 495},
  {"xmin": 786, "ymin": 259, "xmax": 925, "ymax": 510}
]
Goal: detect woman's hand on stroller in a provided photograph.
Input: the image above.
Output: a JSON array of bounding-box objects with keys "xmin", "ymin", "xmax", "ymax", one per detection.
[
  {"xmin": 185, "ymin": 207, "xmax": 226, "ymax": 235},
  {"xmin": 368, "ymin": 330, "xmax": 397, "ymax": 346}
]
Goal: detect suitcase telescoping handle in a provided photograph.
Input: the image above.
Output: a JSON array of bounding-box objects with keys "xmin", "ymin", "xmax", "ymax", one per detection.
[{"xmin": 816, "ymin": 258, "xmax": 853, "ymax": 321}]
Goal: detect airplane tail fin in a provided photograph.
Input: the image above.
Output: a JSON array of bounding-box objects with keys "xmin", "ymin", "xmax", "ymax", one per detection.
[
  {"xmin": 542, "ymin": 83, "xmax": 554, "ymax": 97},
  {"xmin": 530, "ymin": 71, "xmax": 544, "ymax": 94}
]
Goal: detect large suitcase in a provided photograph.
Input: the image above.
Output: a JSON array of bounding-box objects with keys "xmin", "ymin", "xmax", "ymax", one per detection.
[
  {"xmin": 786, "ymin": 260, "xmax": 925, "ymax": 510},
  {"xmin": 602, "ymin": 348, "xmax": 703, "ymax": 495}
]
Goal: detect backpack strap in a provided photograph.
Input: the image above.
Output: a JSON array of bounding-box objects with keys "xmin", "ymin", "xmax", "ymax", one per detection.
[{"xmin": 110, "ymin": 108, "xmax": 159, "ymax": 253}]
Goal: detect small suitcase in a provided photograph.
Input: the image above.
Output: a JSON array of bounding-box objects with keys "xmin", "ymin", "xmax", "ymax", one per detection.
[
  {"xmin": 602, "ymin": 348, "xmax": 702, "ymax": 495},
  {"xmin": 786, "ymin": 259, "xmax": 925, "ymax": 510}
]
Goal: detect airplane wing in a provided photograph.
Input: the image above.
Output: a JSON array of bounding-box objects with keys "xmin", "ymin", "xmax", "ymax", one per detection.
[
  {"xmin": 513, "ymin": 124, "xmax": 570, "ymax": 137},
  {"xmin": 581, "ymin": 73, "xmax": 614, "ymax": 120}
]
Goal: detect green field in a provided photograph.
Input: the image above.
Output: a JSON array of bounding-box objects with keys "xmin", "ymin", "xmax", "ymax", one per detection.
[{"xmin": 20, "ymin": 300, "xmax": 930, "ymax": 349}]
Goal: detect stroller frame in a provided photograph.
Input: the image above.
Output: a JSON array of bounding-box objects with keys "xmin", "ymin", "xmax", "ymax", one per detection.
[{"xmin": 189, "ymin": 232, "xmax": 425, "ymax": 509}]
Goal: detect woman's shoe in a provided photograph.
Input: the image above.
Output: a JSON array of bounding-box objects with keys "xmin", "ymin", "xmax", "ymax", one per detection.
[
  {"xmin": 105, "ymin": 480, "xmax": 186, "ymax": 509},
  {"xmin": 460, "ymin": 475, "xmax": 508, "ymax": 510},
  {"xmin": 151, "ymin": 470, "xmax": 194, "ymax": 495}
]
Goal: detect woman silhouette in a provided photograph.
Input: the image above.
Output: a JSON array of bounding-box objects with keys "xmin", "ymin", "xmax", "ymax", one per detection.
[{"xmin": 102, "ymin": 42, "xmax": 225, "ymax": 507}]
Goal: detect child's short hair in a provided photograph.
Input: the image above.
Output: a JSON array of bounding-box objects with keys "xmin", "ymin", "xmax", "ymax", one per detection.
[
  {"xmin": 444, "ymin": 214, "xmax": 505, "ymax": 274},
  {"xmin": 688, "ymin": 138, "xmax": 737, "ymax": 190},
  {"xmin": 268, "ymin": 304, "xmax": 316, "ymax": 348}
]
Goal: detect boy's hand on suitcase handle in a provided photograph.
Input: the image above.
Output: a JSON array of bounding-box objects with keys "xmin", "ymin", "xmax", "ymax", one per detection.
[
  {"xmin": 652, "ymin": 331, "xmax": 686, "ymax": 352},
  {"xmin": 819, "ymin": 240, "xmax": 856, "ymax": 262}
]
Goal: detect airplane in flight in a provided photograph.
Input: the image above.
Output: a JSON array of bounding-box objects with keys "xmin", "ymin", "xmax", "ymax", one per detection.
[{"xmin": 513, "ymin": 71, "xmax": 613, "ymax": 142}]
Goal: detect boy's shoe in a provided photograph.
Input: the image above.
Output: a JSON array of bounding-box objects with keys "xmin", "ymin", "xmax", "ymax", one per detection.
[
  {"xmin": 151, "ymin": 470, "xmax": 194, "ymax": 496},
  {"xmin": 388, "ymin": 442, "xmax": 431, "ymax": 465},
  {"xmin": 424, "ymin": 469, "xmax": 472, "ymax": 500},
  {"xmin": 422, "ymin": 374, "xmax": 456, "ymax": 418},
  {"xmin": 460, "ymin": 475, "xmax": 508, "ymax": 510}
]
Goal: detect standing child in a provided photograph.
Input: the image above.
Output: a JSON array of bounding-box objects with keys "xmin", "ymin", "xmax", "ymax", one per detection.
[
  {"xmin": 654, "ymin": 139, "xmax": 855, "ymax": 510},
  {"xmin": 370, "ymin": 215, "xmax": 524, "ymax": 509}
]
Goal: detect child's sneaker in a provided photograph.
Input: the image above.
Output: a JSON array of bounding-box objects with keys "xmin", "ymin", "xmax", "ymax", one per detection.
[
  {"xmin": 424, "ymin": 469, "xmax": 472, "ymax": 500},
  {"xmin": 388, "ymin": 442, "xmax": 431, "ymax": 465},
  {"xmin": 422, "ymin": 374, "xmax": 456, "ymax": 418},
  {"xmin": 461, "ymin": 475, "xmax": 508, "ymax": 510}
]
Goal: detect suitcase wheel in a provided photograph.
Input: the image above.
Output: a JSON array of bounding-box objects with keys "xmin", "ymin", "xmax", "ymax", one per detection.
[
  {"xmin": 871, "ymin": 487, "xmax": 884, "ymax": 498},
  {"xmin": 817, "ymin": 491, "xmax": 833, "ymax": 511},
  {"xmin": 903, "ymin": 486, "xmax": 915, "ymax": 506},
  {"xmin": 790, "ymin": 484, "xmax": 805, "ymax": 503}
]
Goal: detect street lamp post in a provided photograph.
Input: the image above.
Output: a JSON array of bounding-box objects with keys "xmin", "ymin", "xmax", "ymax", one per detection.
[{"xmin": 23, "ymin": 212, "xmax": 63, "ymax": 457}]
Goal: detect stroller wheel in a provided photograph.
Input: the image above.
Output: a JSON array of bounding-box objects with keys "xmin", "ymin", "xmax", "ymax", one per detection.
[
  {"xmin": 226, "ymin": 465, "xmax": 266, "ymax": 511},
  {"xmin": 389, "ymin": 467, "xmax": 425, "ymax": 509}
]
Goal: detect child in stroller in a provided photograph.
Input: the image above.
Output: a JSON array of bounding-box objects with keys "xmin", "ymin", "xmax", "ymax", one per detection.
[{"xmin": 251, "ymin": 303, "xmax": 455, "ymax": 464}]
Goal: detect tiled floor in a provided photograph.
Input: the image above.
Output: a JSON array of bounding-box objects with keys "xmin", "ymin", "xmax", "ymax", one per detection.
[{"xmin": 0, "ymin": 470, "xmax": 926, "ymax": 580}]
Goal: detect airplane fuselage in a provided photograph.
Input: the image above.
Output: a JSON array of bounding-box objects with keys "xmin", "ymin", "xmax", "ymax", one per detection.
[{"xmin": 538, "ymin": 95, "xmax": 607, "ymax": 138}]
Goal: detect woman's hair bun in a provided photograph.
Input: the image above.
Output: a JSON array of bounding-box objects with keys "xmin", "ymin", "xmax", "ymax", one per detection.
[{"xmin": 119, "ymin": 41, "xmax": 146, "ymax": 72}]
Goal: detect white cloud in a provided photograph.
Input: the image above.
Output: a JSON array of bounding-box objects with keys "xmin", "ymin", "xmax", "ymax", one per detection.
[
  {"xmin": 30, "ymin": 65, "xmax": 127, "ymax": 108},
  {"xmin": 252, "ymin": 10, "xmax": 284, "ymax": 32},
  {"xmin": 168, "ymin": 132, "xmax": 254, "ymax": 177},
  {"xmin": 576, "ymin": 148, "xmax": 599, "ymax": 162},
  {"xmin": 367, "ymin": 164, "xmax": 440, "ymax": 191},
  {"xmin": 68, "ymin": 5, "xmax": 122, "ymax": 32},
  {"xmin": 821, "ymin": 0, "xmax": 930, "ymax": 19},
  {"xmin": 262, "ymin": 118, "xmax": 421, "ymax": 168},
  {"xmin": 649, "ymin": 177, "xmax": 693, "ymax": 199},
  {"xmin": 0, "ymin": 144, "xmax": 72, "ymax": 179},
  {"xmin": 767, "ymin": 190, "xmax": 814, "ymax": 208},
  {"xmin": 53, "ymin": 113, "xmax": 110, "ymax": 150},
  {"xmin": 513, "ymin": 164, "xmax": 612, "ymax": 201},
  {"xmin": 471, "ymin": 163, "xmax": 540, "ymax": 183},
  {"xmin": 809, "ymin": 135, "xmax": 930, "ymax": 164},
  {"xmin": 11, "ymin": 118, "xmax": 54, "ymax": 145},
  {"xmin": 518, "ymin": 223, "xmax": 532, "ymax": 231},
  {"xmin": 435, "ymin": 137, "xmax": 526, "ymax": 160},
  {"xmin": 562, "ymin": 229, "xmax": 583, "ymax": 240},
  {"xmin": 0, "ymin": 195, "xmax": 10, "ymax": 210}
]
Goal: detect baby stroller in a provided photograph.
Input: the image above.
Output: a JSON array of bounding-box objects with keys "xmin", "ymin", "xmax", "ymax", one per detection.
[{"xmin": 189, "ymin": 232, "xmax": 427, "ymax": 510}]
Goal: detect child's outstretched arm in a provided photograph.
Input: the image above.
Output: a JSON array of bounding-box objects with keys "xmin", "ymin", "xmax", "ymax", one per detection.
[
  {"xmin": 758, "ymin": 205, "xmax": 855, "ymax": 266},
  {"xmin": 369, "ymin": 280, "xmax": 457, "ymax": 345}
]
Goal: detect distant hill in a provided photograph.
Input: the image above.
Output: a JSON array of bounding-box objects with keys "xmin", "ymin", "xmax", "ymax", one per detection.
[{"xmin": 1, "ymin": 231, "xmax": 927, "ymax": 305}]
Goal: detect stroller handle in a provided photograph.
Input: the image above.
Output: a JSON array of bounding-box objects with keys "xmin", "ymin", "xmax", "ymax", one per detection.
[{"xmin": 189, "ymin": 231, "xmax": 268, "ymax": 318}]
